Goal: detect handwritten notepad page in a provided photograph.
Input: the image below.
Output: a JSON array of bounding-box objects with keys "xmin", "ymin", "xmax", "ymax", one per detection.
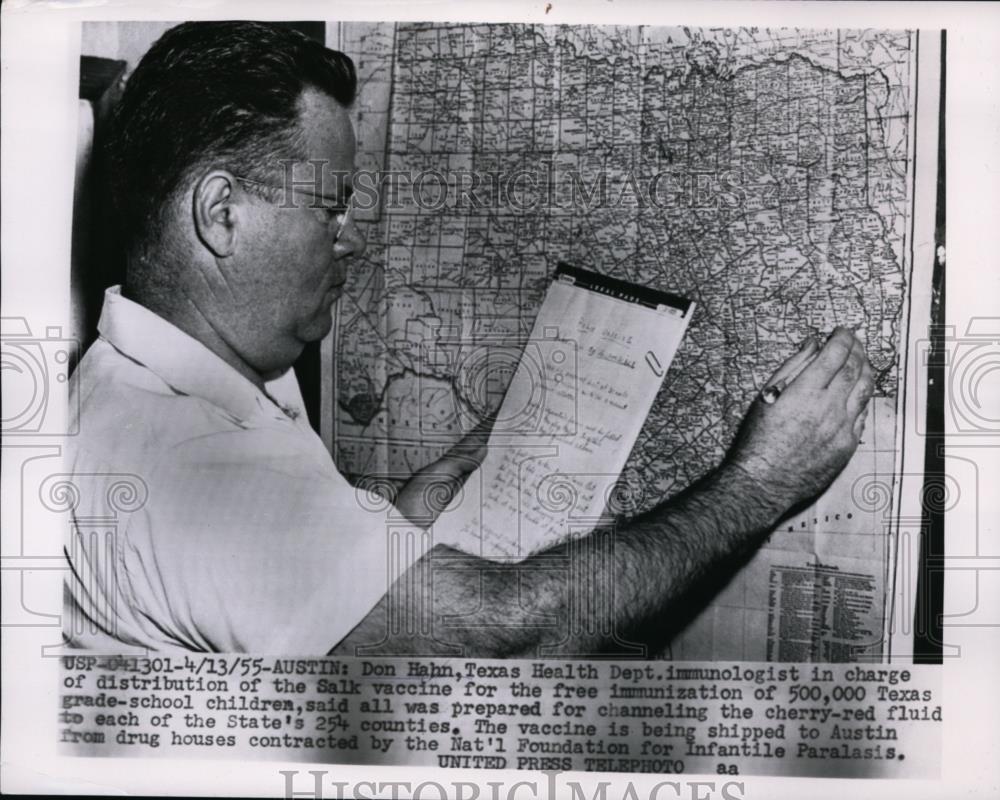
[{"xmin": 438, "ymin": 265, "xmax": 694, "ymax": 561}]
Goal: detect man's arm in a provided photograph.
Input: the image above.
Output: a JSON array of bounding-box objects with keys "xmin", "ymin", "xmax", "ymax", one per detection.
[{"xmin": 332, "ymin": 328, "xmax": 874, "ymax": 658}]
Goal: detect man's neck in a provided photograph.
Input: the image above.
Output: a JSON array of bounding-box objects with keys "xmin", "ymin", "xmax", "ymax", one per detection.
[{"xmin": 123, "ymin": 281, "xmax": 268, "ymax": 391}]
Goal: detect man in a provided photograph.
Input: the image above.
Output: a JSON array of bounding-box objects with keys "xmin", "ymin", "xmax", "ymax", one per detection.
[{"xmin": 65, "ymin": 21, "xmax": 874, "ymax": 656}]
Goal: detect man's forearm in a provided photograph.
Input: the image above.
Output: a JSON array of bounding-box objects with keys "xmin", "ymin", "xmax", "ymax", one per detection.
[
  {"xmin": 434, "ymin": 461, "xmax": 785, "ymax": 656},
  {"xmin": 332, "ymin": 461, "xmax": 787, "ymax": 658}
]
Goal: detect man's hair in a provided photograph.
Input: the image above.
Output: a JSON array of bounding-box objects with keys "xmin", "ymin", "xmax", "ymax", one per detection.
[{"xmin": 106, "ymin": 21, "xmax": 356, "ymax": 254}]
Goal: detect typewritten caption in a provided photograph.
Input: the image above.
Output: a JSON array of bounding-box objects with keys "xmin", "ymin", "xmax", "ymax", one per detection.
[{"xmin": 59, "ymin": 658, "xmax": 940, "ymax": 778}]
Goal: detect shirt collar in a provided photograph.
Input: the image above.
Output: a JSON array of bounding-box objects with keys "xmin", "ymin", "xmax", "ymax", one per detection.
[{"xmin": 96, "ymin": 286, "xmax": 303, "ymax": 425}]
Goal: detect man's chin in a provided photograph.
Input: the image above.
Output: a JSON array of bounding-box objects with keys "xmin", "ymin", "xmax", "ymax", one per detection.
[{"xmin": 299, "ymin": 300, "xmax": 337, "ymax": 342}]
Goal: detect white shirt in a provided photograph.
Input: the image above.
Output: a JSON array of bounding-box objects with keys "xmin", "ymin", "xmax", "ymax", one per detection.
[{"xmin": 64, "ymin": 287, "xmax": 405, "ymax": 653}]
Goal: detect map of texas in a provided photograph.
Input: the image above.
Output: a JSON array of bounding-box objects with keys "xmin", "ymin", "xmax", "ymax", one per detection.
[{"xmin": 331, "ymin": 25, "xmax": 916, "ymax": 511}]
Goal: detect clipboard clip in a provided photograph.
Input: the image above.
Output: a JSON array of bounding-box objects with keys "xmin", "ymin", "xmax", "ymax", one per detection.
[{"xmin": 645, "ymin": 351, "xmax": 664, "ymax": 377}]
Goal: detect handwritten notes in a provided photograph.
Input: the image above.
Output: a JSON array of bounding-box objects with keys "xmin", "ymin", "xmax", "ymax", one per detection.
[{"xmin": 437, "ymin": 264, "xmax": 693, "ymax": 560}]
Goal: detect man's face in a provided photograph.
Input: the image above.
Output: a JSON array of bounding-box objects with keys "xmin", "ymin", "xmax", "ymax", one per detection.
[{"xmin": 221, "ymin": 88, "xmax": 365, "ymax": 376}]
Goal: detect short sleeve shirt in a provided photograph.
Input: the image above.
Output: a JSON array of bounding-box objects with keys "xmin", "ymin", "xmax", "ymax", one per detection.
[{"xmin": 64, "ymin": 287, "xmax": 407, "ymax": 654}]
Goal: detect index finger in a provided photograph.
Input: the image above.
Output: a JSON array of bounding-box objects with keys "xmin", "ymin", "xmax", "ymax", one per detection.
[
  {"xmin": 765, "ymin": 336, "xmax": 820, "ymax": 388},
  {"xmin": 791, "ymin": 327, "xmax": 860, "ymax": 390}
]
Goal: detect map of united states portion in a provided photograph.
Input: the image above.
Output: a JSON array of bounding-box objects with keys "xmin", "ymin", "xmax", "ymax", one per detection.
[{"xmin": 331, "ymin": 24, "xmax": 916, "ymax": 508}]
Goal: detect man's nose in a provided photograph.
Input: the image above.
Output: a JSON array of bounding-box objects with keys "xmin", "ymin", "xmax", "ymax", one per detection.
[{"xmin": 333, "ymin": 215, "xmax": 366, "ymax": 259}]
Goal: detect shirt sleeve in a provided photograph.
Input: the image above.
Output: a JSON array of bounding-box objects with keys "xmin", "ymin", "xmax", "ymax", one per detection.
[{"xmin": 121, "ymin": 426, "xmax": 420, "ymax": 654}]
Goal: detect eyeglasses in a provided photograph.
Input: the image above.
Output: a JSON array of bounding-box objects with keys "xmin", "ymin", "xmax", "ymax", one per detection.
[{"xmin": 233, "ymin": 175, "xmax": 355, "ymax": 244}]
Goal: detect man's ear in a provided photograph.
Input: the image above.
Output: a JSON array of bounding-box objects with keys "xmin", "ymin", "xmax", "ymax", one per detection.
[{"xmin": 192, "ymin": 171, "xmax": 242, "ymax": 257}]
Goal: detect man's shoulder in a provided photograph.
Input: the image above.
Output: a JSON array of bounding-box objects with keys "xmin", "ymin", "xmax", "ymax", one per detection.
[
  {"xmin": 68, "ymin": 336, "xmax": 339, "ymax": 482},
  {"xmin": 69, "ymin": 337, "xmax": 246, "ymax": 472}
]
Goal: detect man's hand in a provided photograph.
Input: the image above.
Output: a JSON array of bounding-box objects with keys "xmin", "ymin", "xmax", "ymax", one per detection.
[
  {"xmin": 393, "ymin": 418, "xmax": 493, "ymax": 527},
  {"xmin": 724, "ymin": 327, "xmax": 875, "ymax": 512}
]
